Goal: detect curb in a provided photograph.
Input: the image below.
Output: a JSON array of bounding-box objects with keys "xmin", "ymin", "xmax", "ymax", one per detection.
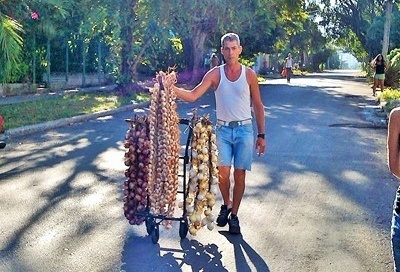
[
  {"xmin": 0, "ymin": 85, "xmax": 118, "ymax": 105},
  {"xmin": 2, "ymin": 101, "xmax": 150, "ymax": 139}
]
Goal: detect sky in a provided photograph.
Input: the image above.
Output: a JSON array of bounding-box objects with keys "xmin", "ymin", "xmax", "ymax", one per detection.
[{"xmin": 340, "ymin": 52, "xmax": 361, "ymax": 69}]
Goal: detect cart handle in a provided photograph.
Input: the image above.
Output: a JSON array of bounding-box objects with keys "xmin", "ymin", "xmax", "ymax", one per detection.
[{"xmin": 179, "ymin": 118, "xmax": 190, "ymax": 125}]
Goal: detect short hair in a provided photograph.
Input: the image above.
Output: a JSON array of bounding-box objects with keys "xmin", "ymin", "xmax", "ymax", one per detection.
[{"xmin": 221, "ymin": 33, "xmax": 241, "ymax": 47}]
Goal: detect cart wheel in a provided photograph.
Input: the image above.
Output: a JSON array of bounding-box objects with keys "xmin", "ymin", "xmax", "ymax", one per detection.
[
  {"xmin": 151, "ymin": 225, "xmax": 160, "ymax": 244},
  {"xmin": 145, "ymin": 218, "xmax": 155, "ymax": 235},
  {"xmin": 179, "ymin": 219, "xmax": 189, "ymax": 239}
]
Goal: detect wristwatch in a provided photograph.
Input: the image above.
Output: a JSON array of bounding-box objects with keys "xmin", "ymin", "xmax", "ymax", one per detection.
[{"xmin": 257, "ymin": 133, "xmax": 265, "ymax": 139}]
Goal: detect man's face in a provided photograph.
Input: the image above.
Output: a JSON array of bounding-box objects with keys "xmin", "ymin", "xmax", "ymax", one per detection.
[{"xmin": 221, "ymin": 40, "xmax": 242, "ymax": 62}]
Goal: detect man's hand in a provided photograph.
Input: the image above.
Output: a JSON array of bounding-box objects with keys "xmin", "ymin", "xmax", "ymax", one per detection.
[{"xmin": 256, "ymin": 137, "xmax": 266, "ymax": 156}]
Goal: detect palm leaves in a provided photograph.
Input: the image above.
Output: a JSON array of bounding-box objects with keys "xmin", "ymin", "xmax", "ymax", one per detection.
[
  {"xmin": 0, "ymin": 0, "xmax": 68, "ymax": 83},
  {"xmin": 0, "ymin": 14, "xmax": 23, "ymax": 82}
]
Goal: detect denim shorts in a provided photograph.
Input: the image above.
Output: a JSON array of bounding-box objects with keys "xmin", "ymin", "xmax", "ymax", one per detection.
[
  {"xmin": 374, "ymin": 73, "xmax": 385, "ymax": 80},
  {"xmin": 215, "ymin": 123, "xmax": 254, "ymax": 171}
]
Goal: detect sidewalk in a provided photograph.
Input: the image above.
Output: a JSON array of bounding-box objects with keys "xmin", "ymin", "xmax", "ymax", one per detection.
[{"xmin": 0, "ymin": 84, "xmax": 117, "ymax": 105}]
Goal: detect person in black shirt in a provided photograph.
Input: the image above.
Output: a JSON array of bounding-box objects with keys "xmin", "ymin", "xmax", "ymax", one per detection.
[{"xmin": 370, "ymin": 53, "xmax": 388, "ymax": 96}]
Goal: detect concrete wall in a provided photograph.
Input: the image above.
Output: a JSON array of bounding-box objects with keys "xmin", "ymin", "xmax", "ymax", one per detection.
[
  {"xmin": 0, "ymin": 73, "xmax": 111, "ymax": 96},
  {"xmin": 42, "ymin": 73, "xmax": 110, "ymax": 89}
]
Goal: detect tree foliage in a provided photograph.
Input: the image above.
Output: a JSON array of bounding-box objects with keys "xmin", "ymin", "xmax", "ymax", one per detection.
[
  {"xmin": 7, "ymin": 0, "xmax": 400, "ymax": 89},
  {"xmin": 0, "ymin": 15, "xmax": 23, "ymax": 82},
  {"xmin": 318, "ymin": 0, "xmax": 400, "ymax": 60}
]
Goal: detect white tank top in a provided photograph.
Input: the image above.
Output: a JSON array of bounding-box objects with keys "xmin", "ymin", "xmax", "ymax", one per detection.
[
  {"xmin": 215, "ymin": 64, "xmax": 252, "ymax": 122},
  {"xmin": 286, "ymin": 58, "xmax": 293, "ymax": 68}
]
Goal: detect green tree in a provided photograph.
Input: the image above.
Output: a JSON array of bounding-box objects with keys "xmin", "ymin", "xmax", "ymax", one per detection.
[
  {"xmin": 0, "ymin": 14, "xmax": 23, "ymax": 83},
  {"xmin": 0, "ymin": 0, "xmax": 68, "ymax": 83},
  {"xmin": 163, "ymin": 0, "xmax": 290, "ymax": 82},
  {"xmin": 0, "ymin": 0, "xmax": 339, "ymax": 88},
  {"xmin": 113, "ymin": 0, "xmax": 174, "ymax": 92},
  {"xmin": 319, "ymin": 0, "xmax": 389, "ymax": 59}
]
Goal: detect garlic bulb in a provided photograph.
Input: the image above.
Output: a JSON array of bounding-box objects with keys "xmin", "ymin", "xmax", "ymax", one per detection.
[
  {"xmin": 184, "ymin": 114, "xmax": 219, "ymax": 235},
  {"xmin": 145, "ymin": 70, "xmax": 180, "ymax": 229}
]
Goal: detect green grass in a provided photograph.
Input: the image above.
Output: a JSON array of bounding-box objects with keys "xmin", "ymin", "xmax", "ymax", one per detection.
[{"xmin": 0, "ymin": 92, "xmax": 150, "ymax": 130}]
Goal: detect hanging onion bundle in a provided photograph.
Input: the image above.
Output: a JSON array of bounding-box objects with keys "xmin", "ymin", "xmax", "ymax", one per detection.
[
  {"xmin": 185, "ymin": 114, "xmax": 219, "ymax": 236},
  {"xmin": 123, "ymin": 115, "xmax": 151, "ymax": 225},
  {"xmin": 122, "ymin": 69, "xmax": 219, "ymax": 236},
  {"xmin": 146, "ymin": 70, "xmax": 181, "ymax": 229}
]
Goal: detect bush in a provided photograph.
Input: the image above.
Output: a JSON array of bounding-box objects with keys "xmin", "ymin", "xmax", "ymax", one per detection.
[
  {"xmin": 384, "ymin": 99, "xmax": 400, "ymax": 113},
  {"xmin": 2, "ymin": 62, "xmax": 30, "ymax": 83},
  {"xmin": 385, "ymin": 65, "xmax": 400, "ymax": 87},
  {"xmin": 380, "ymin": 88, "xmax": 400, "ymax": 112},
  {"xmin": 380, "ymin": 87, "xmax": 400, "ymax": 101},
  {"xmin": 388, "ymin": 49, "xmax": 400, "ymax": 63},
  {"xmin": 386, "ymin": 49, "xmax": 400, "ymax": 87}
]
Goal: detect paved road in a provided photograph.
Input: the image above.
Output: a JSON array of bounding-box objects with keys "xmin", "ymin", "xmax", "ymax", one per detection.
[{"xmin": 0, "ymin": 71, "xmax": 396, "ymax": 271}]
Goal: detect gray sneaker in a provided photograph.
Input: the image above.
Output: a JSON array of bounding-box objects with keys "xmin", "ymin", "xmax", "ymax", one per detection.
[
  {"xmin": 216, "ymin": 205, "xmax": 231, "ymax": 227},
  {"xmin": 228, "ymin": 215, "xmax": 241, "ymax": 234}
]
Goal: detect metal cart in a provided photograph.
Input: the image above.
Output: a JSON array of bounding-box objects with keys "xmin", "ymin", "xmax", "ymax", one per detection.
[{"xmin": 125, "ymin": 117, "xmax": 193, "ymax": 244}]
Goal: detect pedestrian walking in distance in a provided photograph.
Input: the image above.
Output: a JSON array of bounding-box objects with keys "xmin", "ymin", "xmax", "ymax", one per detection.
[{"xmin": 284, "ymin": 52, "xmax": 294, "ymax": 83}]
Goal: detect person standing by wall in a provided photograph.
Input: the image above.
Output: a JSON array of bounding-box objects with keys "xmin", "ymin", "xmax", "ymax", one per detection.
[
  {"xmin": 370, "ymin": 53, "xmax": 388, "ymax": 96},
  {"xmin": 387, "ymin": 107, "xmax": 400, "ymax": 271},
  {"xmin": 210, "ymin": 53, "xmax": 220, "ymax": 69},
  {"xmin": 0, "ymin": 116, "xmax": 3, "ymax": 133},
  {"xmin": 0, "ymin": 116, "xmax": 5, "ymax": 149},
  {"xmin": 172, "ymin": 32, "xmax": 266, "ymax": 234},
  {"xmin": 284, "ymin": 53, "xmax": 294, "ymax": 83}
]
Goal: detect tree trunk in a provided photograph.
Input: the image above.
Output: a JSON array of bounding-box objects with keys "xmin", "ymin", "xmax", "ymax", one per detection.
[
  {"xmin": 82, "ymin": 40, "xmax": 86, "ymax": 87},
  {"xmin": 65, "ymin": 38, "xmax": 69, "ymax": 83},
  {"xmin": 33, "ymin": 34, "xmax": 36, "ymax": 84},
  {"xmin": 46, "ymin": 38, "xmax": 51, "ymax": 88},
  {"xmin": 118, "ymin": 0, "xmax": 136, "ymax": 93},
  {"xmin": 97, "ymin": 41, "xmax": 102, "ymax": 84},
  {"xmin": 190, "ymin": 30, "xmax": 207, "ymax": 84},
  {"xmin": 178, "ymin": 38, "xmax": 194, "ymax": 83},
  {"xmin": 131, "ymin": 36, "xmax": 153, "ymax": 81},
  {"xmin": 382, "ymin": 0, "xmax": 393, "ymax": 59}
]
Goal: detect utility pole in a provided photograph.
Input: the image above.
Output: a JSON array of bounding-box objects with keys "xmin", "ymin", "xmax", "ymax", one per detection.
[{"xmin": 382, "ymin": 0, "xmax": 394, "ymax": 58}]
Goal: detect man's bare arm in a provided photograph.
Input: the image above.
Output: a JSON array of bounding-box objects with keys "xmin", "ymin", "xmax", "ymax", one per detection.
[
  {"xmin": 173, "ymin": 69, "xmax": 218, "ymax": 102},
  {"xmin": 388, "ymin": 108, "xmax": 400, "ymax": 178},
  {"xmin": 247, "ymin": 68, "xmax": 265, "ymax": 134}
]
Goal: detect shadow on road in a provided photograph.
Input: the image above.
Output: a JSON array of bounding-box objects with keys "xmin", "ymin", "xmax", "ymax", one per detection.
[
  {"xmin": 0, "ymin": 72, "xmax": 393, "ymax": 270},
  {"xmin": 219, "ymin": 231, "xmax": 270, "ymax": 272},
  {"xmin": 254, "ymin": 79, "xmax": 393, "ymax": 231},
  {"xmin": 0, "ymin": 118, "xmax": 126, "ymax": 271},
  {"xmin": 121, "ymin": 232, "xmax": 229, "ymax": 272}
]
